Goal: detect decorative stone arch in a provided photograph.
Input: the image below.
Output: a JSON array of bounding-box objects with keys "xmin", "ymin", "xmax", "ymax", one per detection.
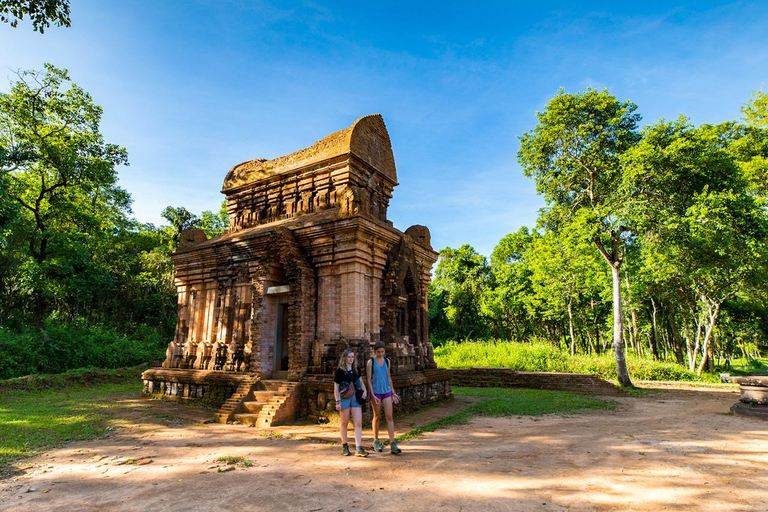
[
  {"xmin": 380, "ymin": 236, "xmax": 425, "ymax": 371},
  {"xmin": 249, "ymin": 228, "xmax": 316, "ymax": 380}
]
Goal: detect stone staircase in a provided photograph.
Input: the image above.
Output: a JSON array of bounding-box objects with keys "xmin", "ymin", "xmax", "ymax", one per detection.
[
  {"xmin": 214, "ymin": 379, "xmax": 300, "ymax": 427},
  {"xmin": 213, "ymin": 376, "xmax": 259, "ymax": 423}
]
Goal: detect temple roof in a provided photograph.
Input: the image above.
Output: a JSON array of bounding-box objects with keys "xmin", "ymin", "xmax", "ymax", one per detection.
[{"xmin": 222, "ymin": 114, "xmax": 397, "ymax": 193}]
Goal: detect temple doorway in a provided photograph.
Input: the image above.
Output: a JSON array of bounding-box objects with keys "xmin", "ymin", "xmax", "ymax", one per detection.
[{"xmin": 275, "ymin": 299, "xmax": 289, "ymax": 376}]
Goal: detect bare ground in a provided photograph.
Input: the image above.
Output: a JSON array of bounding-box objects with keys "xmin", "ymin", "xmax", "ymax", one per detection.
[{"xmin": 2, "ymin": 384, "xmax": 767, "ymax": 512}]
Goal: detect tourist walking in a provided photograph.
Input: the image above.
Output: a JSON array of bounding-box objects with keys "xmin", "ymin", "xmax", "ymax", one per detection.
[
  {"xmin": 334, "ymin": 349, "xmax": 369, "ymax": 457},
  {"xmin": 366, "ymin": 341, "xmax": 401, "ymax": 454}
]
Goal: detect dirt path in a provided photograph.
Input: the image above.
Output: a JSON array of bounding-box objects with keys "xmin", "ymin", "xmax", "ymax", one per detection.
[{"xmin": 2, "ymin": 385, "xmax": 767, "ymax": 511}]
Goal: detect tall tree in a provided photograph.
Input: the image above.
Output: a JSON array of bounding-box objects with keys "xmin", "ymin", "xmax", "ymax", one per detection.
[
  {"xmin": 518, "ymin": 89, "xmax": 640, "ymax": 386},
  {"xmin": 624, "ymin": 118, "xmax": 768, "ymax": 374},
  {"xmin": 0, "ymin": 64, "xmax": 128, "ymax": 329}
]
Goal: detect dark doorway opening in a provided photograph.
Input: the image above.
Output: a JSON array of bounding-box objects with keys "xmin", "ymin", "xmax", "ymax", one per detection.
[{"xmin": 276, "ymin": 302, "xmax": 289, "ymax": 372}]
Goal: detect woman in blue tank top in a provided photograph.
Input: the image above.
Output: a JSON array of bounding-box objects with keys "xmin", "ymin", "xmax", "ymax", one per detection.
[{"xmin": 366, "ymin": 341, "xmax": 401, "ymax": 454}]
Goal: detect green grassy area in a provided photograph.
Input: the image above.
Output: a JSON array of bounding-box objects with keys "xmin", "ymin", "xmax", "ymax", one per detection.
[
  {"xmin": 433, "ymin": 340, "xmax": 734, "ymax": 383},
  {"xmin": 726, "ymin": 358, "xmax": 768, "ymax": 376},
  {"xmin": 0, "ymin": 367, "xmax": 143, "ymax": 475},
  {"xmin": 397, "ymin": 386, "xmax": 616, "ymax": 441}
]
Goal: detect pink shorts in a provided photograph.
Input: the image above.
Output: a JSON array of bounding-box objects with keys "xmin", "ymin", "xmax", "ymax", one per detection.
[{"xmin": 374, "ymin": 391, "xmax": 392, "ymax": 400}]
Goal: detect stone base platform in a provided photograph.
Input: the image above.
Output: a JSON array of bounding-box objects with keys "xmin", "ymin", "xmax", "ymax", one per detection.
[
  {"xmin": 142, "ymin": 368, "xmax": 453, "ymax": 424},
  {"xmin": 447, "ymin": 367, "xmax": 623, "ymax": 395},
  {"xmin": 301, "ymin": 368, "xmax": 453, "ymax": 423},
  {"xmin": 722, "ymin": 375, "xmax": 768, "ymax": 420},
  {"xmin": 142, "ymin": 368, "xmax": 252, "ymax": 407},
  {"xmin": 731, "ymin": 402, "xmax": 768, "ymax": 419}
]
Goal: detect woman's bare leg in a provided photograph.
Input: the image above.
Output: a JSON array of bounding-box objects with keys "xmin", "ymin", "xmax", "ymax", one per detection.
[
  {"xmin": 339, "ymin": 408, "xmax": 350, "ymax": 445},
  {"xmin": 383, "ymin": 397, "xmax": 395, "ymax": 443},
  {"xmin": 352, "ymin": 407, "xmax": 363, "ymax": 447},
  {"xmin": 372, "ymin": 398, "xmax": 381, "ymax": 440}
]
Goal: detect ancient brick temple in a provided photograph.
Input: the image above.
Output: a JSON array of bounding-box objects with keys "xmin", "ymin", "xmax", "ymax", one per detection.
[{"xmin": 142, "ymin": 115, "xmax": 452, "ymax": 425}]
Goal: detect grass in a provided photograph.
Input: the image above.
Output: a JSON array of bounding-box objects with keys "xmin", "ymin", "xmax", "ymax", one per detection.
[
  {"xmin": 725, "ymin": 358, "xmax": 768, "ymax": 376},
  {"xmin": 0, "ymin": 367, "xmax": 143, "ymax": 476},
  {"xmin": 434, "ymin": 340, "xmax": 726, "ymax": 383},
  {"xmin": 0, "ymin": 365, "xmax": 147, "ymax": 392},
  {"xmin": 214, "ymin": 456, "xmax": 253, "ymax": 467},
  {"xmin": 397, "ymin": 386, "xmax": 616, "ymax": 442}
]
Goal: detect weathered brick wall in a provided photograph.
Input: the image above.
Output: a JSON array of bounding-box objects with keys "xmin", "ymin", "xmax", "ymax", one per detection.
[
  {"xmin": 448, "ymin": 368, "xmax": 623, "ymax": 395},
  {"xmin": 141, "ymin": 368, "xmax": 251, "ymax": 407},
  {"xmin": 301, "ymin": 369, "xmax": 453, "ymax": 423}
]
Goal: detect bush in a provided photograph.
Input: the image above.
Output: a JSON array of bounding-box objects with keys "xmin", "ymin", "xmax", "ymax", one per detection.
[
  {"xmin": 434, "ymin": 339, "xmax": 720, "ymax": 383},
  {"xmin": 0, "ymin": 323, "xmax": 166, "ymax": 379}
]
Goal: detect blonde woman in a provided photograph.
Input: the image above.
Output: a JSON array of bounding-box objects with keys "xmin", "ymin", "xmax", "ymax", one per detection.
[
  {"xmin": 334, "ymin": 349, "xmax": 369, "ymax": 457},
  {"xmin": 366, "ymin": 341, "xmax": 401, "ymax": 454}
]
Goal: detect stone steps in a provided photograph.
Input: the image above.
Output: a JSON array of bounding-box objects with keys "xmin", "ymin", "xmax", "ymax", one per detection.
[
  {"xmin": 216, "ymin": 379, "xmax": 300, "ymax": 427},
  {"xmin": 214, "ymin": 378, "xmax": 259, "ymax": 423}
]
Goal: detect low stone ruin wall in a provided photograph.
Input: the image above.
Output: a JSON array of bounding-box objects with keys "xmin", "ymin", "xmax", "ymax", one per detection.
[
  {"xmin": 142, "ymin": 368, "xmax": 251, "ymax": 407},
  {"xmin": 447, "ymin": 367, "xmax": 623, "ymax": 395},
  {"xmin": 302, "ymin": 369, "xmax": 453, "ymax": 423}
]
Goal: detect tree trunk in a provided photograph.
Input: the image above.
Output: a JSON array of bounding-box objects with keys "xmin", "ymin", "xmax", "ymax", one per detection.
[
  {"xmin": 610, "ymin": 265, "xmax": 632, "ymax": 387},
  {"xmin": 696, "ymin": 300, "xmax": 721, "ymax": 376},
  {"xmin": 33, "ymin": 289, "xmax": 47, "ymax": 331},
  {"xmin": 648, "ymin": 299, "xmax": 659, "ymax": 360},
  {"xmin": 567, "ymin": 298, "xmax": 576, "ymax": 357},
  {"xmin": 689, "ymin": 311, "xmax": 703, "ymax": 372}
]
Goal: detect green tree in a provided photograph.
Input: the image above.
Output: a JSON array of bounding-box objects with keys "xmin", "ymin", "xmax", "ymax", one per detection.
[
  {"xmin": 527, "ymin": 223, "xmax": 607, "ymax": 356},
  {"xmin": 0, "ymin": 64, "xmax": 128, "ymax": 329},
  {"xmin": 160, "ymin": 205, "xmax": 200, "ymax": 251},
  {"xmin": 161, "ymin": 200, "xmax": 229, "ymax": 251},
  {"xmin": 429, "ymin": 245, "xmax": 491, "ymax": 341},
  {"xmin": 0, "ymin": 0, "xmax": 70, "ymax": 32},
  {"xmin": 199, "ymin": 199, "xmax": 229, "ymax": 238},
  {"xmin": 518, "ymin": 89, "xmax": 640, "ymax": 386},
  {"xmin": 742, "ymin": 87, "xmax": 768, "ymax": 128},
  {"xmin": 624, "ymin": 118, "xmax": 768, "ymax": 374},
  {"xmin": 484, "ymin": 227, "xmax": 537, "ymax": 341}
]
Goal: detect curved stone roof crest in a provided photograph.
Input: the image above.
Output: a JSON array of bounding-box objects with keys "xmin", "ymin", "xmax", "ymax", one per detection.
[{"xmin": 222, "ymin": 114, "xmax": 397, "ymax": 193}]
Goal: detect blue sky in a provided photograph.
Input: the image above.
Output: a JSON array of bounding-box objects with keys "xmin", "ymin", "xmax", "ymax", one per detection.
[{"xmin": 1, "ymin": 1, "xmax": 767, "ymax": 257}]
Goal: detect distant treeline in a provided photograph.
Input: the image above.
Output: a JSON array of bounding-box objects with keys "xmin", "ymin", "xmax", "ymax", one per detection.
[{"xmin": 429, "ymin": 88, "xmax": 768, "ymax": 379}]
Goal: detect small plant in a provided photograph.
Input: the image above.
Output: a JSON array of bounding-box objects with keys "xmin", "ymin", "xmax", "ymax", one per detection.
[
  {"xmin": 214, "ymin": 456, "xmax": 253, "ymax": 467},
  {"xmin": 259, "ymin": 431, "xmax": 283, "ymax": 439}
]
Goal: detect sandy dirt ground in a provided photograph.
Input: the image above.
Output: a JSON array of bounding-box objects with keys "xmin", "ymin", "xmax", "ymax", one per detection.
[{"xmin": 2, "ymin": 384, "xmax": 767, "ymax": 512}]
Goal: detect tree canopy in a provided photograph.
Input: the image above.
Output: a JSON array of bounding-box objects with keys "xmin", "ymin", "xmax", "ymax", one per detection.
[
  {"xmin": 517, "ymin": 89, "xmax": 641, "ymax": 386},
  {"xmin": 0, "ymin": 0, "xmax": 70, "ymax": 33},
  {"xmin": 430, "ymin": 86, "xmax": 768, "ymax": 381}
]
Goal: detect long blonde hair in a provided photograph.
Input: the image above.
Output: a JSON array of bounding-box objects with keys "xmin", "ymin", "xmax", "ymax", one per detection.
[{"xmin": 337, "ymin": 349, "xmax": 357, "ymax": 373}]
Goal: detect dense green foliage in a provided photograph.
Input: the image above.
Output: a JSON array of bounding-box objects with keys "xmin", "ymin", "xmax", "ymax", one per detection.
[
  {"xmin": 0, "ymin": 65, "xmax": 228, "ymax": 378},
  {"xmin": 0, "ymin": 366, "xmax": 143, "ymax": 473},
  {"xmin": 430, "ymin": 88, "xmax": 768, "ymax": 379},
  {"xmin": 434, "ymin": 340, "xmax": 724, "ymax": 383},
  {"xmin": 0, "ymin": 324, "xmax": 165, "ymax": 379},
  {"xmin": 398, "ymin": 387, "xmax": 615, "ymax": 441}
]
